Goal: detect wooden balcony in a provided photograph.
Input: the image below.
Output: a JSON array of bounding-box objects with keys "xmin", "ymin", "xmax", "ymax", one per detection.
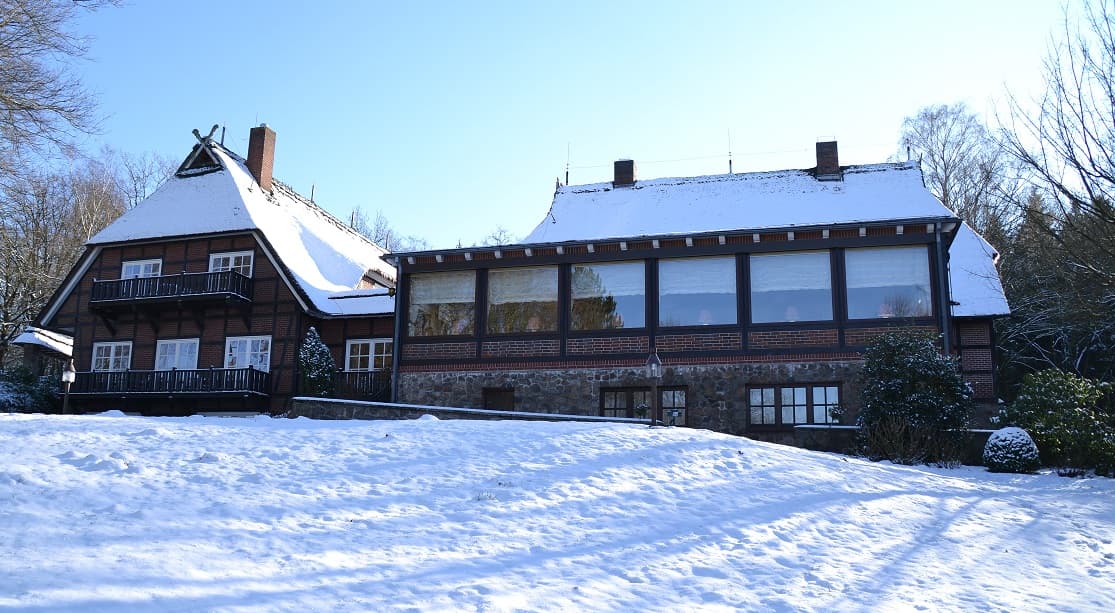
[
  {"xmin": 71, "ymin": 367, "xmax": 270, "ymax": 397},
  {"xmin": 333, "ymin": 370, "xmax": 392, "ymax": 402},
  {"xmin": 89, "ymin": 271, "xmax": 253, "ymax": 311}
]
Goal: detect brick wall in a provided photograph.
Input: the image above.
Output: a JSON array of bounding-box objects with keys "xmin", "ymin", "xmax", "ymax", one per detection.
[
  {"xmin": 482, "ymin": 339, "xmax": 560, "ymax": 358},
  {"xmin": 656, "ymin": 332, "xmax": 742, "ymax": 352},
  {"xmin": 567, "ymin": 335, "xmax": 650, "ymax": 355},
  {"xmin": 402, "ymin": 341, "xmax": 477, "ymax": 361},
  {"xmin": 748, "ymin": 329, "xmax": 838, "ymax": 349},
  {"xmin": 844, "ymin": 325, "xmax": 937, "ymax": 346}
]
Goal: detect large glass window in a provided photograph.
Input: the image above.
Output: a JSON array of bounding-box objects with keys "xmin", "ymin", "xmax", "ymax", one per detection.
[
  {"xmin": 846, "ymin": 246, "xmax": 931, "ymax": 319},
  {"xmin": 748, "ymin": 384, "xmax": 840, "ymax": 428},
  {"xmin": 750, "ymin": 251, "xmax": 833, "ymax": 323},
  {"xmin": 224, "ymin": 336, "xmax": 271, "ymax": 371},
  {"xmin": 92, "ymin": 341, "xmax": 132, "ymax": 372},
  {"xmin": 408, "ymin": 271, "xmax": 476, "ymax": 336},
  {"xmin": 155, "ymin": 339, "xmax": 199, "ymax": 370},
  {"xmin": 571, "ymin": 261, "xmax": 645, "ymax": 330},
  {"xmin": 659, "ymin": 256, "xmax": 736, "ymax": 326},
  {"xmin": 487, "ymin": 266, "xmax": 558, "ymax": 333}
]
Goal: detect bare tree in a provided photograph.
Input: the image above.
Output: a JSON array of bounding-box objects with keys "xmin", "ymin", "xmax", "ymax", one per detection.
[
  {"xmin": 0, "ymin": 154, "xmax": 128, "ymax": 365},
  {"xmin": 348, "ymin": 207, "xmax": 429, "ymax": 252},
  {"xmin": 995, "ymin": 0, "xmax": 1115, "ymax": 386},
  {"xmin": 0, "ymin": 0, "xmax": 114, "ymax": 178},
  {"xmin": 1002, "ymin": 0, "xmax": 1115, "ymax": 279},
  {"xmin": 480, "ymin": 226, "xmax": 517, "ymax": 247},
  {"xmin": 114, "ymin": 149, "xmax": 175, "ymax": 208},
  {"xmin": 900, "ymin": 103, "xmax": 1020, "ymax": 243}
]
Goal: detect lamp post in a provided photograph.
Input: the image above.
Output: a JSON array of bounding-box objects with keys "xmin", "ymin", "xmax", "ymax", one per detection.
[
  {"xmin": 61, "ymin": 359, "xmax": 76, "ymax": 415},
  {"xmin": 645, "ymin": 350, "xmax": 662, "ymax": 427}
]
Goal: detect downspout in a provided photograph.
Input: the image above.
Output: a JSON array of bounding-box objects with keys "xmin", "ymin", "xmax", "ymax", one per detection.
[
  {"xmin": 391, "ymin": 255, "xmax": 403, "ymax": 403},
  {"xmin": 934, "ymin": 223, "xmax": 952, "ymax": 355}
]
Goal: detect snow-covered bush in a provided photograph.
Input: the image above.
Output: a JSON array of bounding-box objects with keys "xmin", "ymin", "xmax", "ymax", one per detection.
[
  {"xmin": 0, "ymin": 368, "xmax": 56, "ymax": 413},
  {"xmin": 298, "ymin": 327, "xmax": 336, "ymax": 398},
  {"xmin": 983, "ymin": 427, "xmax": 1040, "ymax": 473},
  {"xmin": 1001, "ymin": 369, "xmax": 1115, "ymax": 476},
  {"xmin": 858, "ymin": 330, "xmax": 974, "ymax": 466}
]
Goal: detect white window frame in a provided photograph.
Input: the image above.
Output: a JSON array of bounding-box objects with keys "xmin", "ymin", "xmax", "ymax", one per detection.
[
  {"xmin": 224, "ymin": 335, "xmax": 271, "ymax": 372},
  {"xmin": 209, "ymin": 251, "xmax": 254, "ymax": 277},
  {"xmin": 91, "ymin": 341, "xmax": 132, "ymax": 372},
  {"xmin": 155, "ymin": 338, "xmax": 199, "ymax": 371},
  {"xmin": 345, "ymin": 338, "xmax": 393, "ymax": 372},
  {"xmin": 121, "ymin": 259, "xmax": 162, "ymax": 279}
]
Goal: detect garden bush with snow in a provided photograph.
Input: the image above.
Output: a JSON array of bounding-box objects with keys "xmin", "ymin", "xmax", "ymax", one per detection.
[
  {"xmin": 1002, "ymin": 369, "xmax": 1115, "ymax": 477},
  {"xmin": 857, "ymin": 330, "xmax": 973, "ymax": 466},
  {"xmin": 983, "ymin": 427, "xmax": 1040, "ymax": 473}
]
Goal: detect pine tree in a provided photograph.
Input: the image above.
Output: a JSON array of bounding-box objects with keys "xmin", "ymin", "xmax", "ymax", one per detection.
[{"xmin": 298, "ymin": 326, "xmax": 336, "ymax": 397}]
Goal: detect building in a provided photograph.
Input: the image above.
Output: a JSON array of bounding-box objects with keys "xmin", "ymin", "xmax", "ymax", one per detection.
[
  {"xmin": 389, "ymin": 142, "xmax": 1009, "ymax": 438},
  {"xmin": 16, "ymin": 125, "xmax": 396, "ymax": 414}
]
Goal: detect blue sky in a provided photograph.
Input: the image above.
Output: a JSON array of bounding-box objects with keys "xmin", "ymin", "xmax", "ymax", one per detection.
[{"xmin": 73, "ymin": 1, "xmax": 1064, "ymax": 249}]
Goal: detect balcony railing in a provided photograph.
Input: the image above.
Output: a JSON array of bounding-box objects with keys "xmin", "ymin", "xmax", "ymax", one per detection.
[
  {"xmin": 89, "ymin": 271, "xmax": 253, "ymax": 305},
  {"xmin": 72, "ymin": 367, "xmax": 270, "ymax": 396},
  {"xmin": 332, "ymin": 370, "xmax": 392, "ymax": 402}
]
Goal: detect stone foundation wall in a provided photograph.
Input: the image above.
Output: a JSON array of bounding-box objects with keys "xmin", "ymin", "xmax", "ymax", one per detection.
[{"xmin": 398, "ymin": 359, "xmax": 866, "ymax": 435}]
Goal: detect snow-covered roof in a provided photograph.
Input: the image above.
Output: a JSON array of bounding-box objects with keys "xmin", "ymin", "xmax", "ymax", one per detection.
[
  {"xmin": 87, "ymin": 143, "xmax": 395, "ymax": 317},
  {"xmin": 521, "ymin": 161, "xmax": 1008, "ymax": 318},
  {"xmin": 525, "ymin": 162, "xmax": 954, "ymax": 243},
  {"xmin": 12, "ymin": 327, "xmax": 73, "ymax": 357},
  {"xmin": 949, "ymin": 223, "xmax": 1011, "ymax": 317}
]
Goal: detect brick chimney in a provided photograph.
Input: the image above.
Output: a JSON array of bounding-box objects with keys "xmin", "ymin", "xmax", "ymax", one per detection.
[
  {"xmin": 815, "ymin": 140, "xmax": 841, "ymax": 181},
  {"xmin": 613, "ymin": 159, "xmax": 637, "ymax": 187},
  {"xmin": 247, "ymin": 124, "xmax": 276, "ymax": 192}
]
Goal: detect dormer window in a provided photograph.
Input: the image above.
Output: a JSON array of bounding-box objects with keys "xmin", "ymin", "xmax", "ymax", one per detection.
[
  {"xmin": 209, "ymin": 251, "xmax": 254, "ymax": 277},
  {"xmin": 122, "ymin": 259, "xmax": 162, "ymax": 279}
]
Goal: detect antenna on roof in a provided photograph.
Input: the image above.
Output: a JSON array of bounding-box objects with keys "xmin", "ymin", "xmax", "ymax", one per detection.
[
  {"xmin": 220, "ymin": 126, "xmax": 225, "ymax": 146},
  {"xmin": 310, "ymin": 184, "xmax": 316, "ymax": 202},
  {"xmin": 728, "ymin": 129, "xmax": 733, "ymax": 174},
  {"xmin": 906, "ymin": 145, "xmax": 911, "ymax": 161},
  {"xmin": 565, "ymin": 142, "xmax": 571, "ymax": 186}
]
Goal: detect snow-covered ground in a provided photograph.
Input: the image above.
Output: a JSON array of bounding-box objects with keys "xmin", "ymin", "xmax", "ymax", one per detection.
[{"xmin": 1, "ymin": 413, "xmax": 1112, "ymax": 612}]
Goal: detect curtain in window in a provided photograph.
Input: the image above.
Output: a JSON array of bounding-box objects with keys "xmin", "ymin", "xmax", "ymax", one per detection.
[
  {"xmin": 571, "ymin": 261, "xmax": 645, "ymax": 329},
  {"xmin": 659, "ymin": 256, "xmax": 736, "ymax": 326},
  {"xmin": 750, "ymin": 251, "xmax": 833, "ymax": 323},
  {"xmin": 487, "ymin": 267, "xmax": 558, "ymax": 333},
  {"xmin": 846, "ymin": 246, "xmax": 931, "ymax": 319}
]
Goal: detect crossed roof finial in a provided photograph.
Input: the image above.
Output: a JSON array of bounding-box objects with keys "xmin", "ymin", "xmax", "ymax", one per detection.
[{"xmin": 191, "ymin": 124, "xmax": 220, "ymax": 145}]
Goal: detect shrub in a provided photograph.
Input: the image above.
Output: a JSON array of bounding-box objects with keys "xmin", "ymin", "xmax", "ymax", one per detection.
[
  {"xmin": 0, "ymin": 367, "xmax": 57, "ymax": 413},
  {"xmin": 298, "ymin": 327, "xmax": 336, "ymax": 397},
  {"xmin": 983, "ymin": 427, "xmax": 1040, "ymax": 473},
  {"xmin": 858, "ymin": 329, "xmax": 974, "ymax": 466},
  {"xmin": 1001, "ymin": 369, "xmax": 1115, "ymax": 476}
]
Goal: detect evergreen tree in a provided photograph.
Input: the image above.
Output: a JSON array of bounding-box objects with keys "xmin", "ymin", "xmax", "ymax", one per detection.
[{"xmin": 298, "ymin": 327, "xmax": 336, "ymax": 398}]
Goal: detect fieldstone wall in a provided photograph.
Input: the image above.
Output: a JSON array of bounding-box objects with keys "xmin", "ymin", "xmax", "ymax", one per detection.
[{"xmin": 398, "ymin": 359, "xmax": 865, "ymax": 435}]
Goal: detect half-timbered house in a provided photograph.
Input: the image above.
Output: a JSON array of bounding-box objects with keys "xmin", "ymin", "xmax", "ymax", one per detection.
[{"xmin": 17, "ymin": 125, "xmax": 396, "ymax": 414}]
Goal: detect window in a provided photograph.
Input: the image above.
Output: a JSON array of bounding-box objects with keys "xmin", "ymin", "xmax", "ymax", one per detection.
[
  {"xmin": 601, "ymin": 387, "xmax": 651, "ymax": 418},
  {"xmin": 224, "ymin": 336, "xmax": 271, "ymax": 371},
  {"xmin": 346, "ymin": 339, "xmax": 392, "ymax": 371},
  {"xmin": 845, "ymin": 246, "xmax": 931, "ymax": 319},
  {"xmin": 661, "ymin": 387, "xmax": 688, "ymax": 426},
  {"xmin": 155, "ymin": 339, "xmax": 199, "ymax": 370},
  {"xmin": 659, "ymin": 256, "xmax": 736, "ymax": 326},
  {"xmin": 487, "ymin": 266, "xmax": 558, "ymax": 333},
  {"xmin": 750, "ymin": 251, "xmax": 833, "ymax": 323},
  {"xmin": 483, "ymin": 388, "xmax": 515, "ymax": 411},
  {"xmin": 748, "ymin": 384, "xmax": 840, "ymax": 428},
  {"xmin": 571, "ymin": 261, "xmax": 645, "ymax": 330},
  {"xmin": 209, "ymin": 251, "xmax": 254, "ymax": 276},
  {"xmin": 408, "ymin": 271, "xmax": 476, "ymax": 336},
  {"xmin": 92, "ymin": 342, "xmax": 132, "ymax": 372},
  {"xmin": 121, "ymin": 259, "xmax": 162, "ymax": 279}
]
